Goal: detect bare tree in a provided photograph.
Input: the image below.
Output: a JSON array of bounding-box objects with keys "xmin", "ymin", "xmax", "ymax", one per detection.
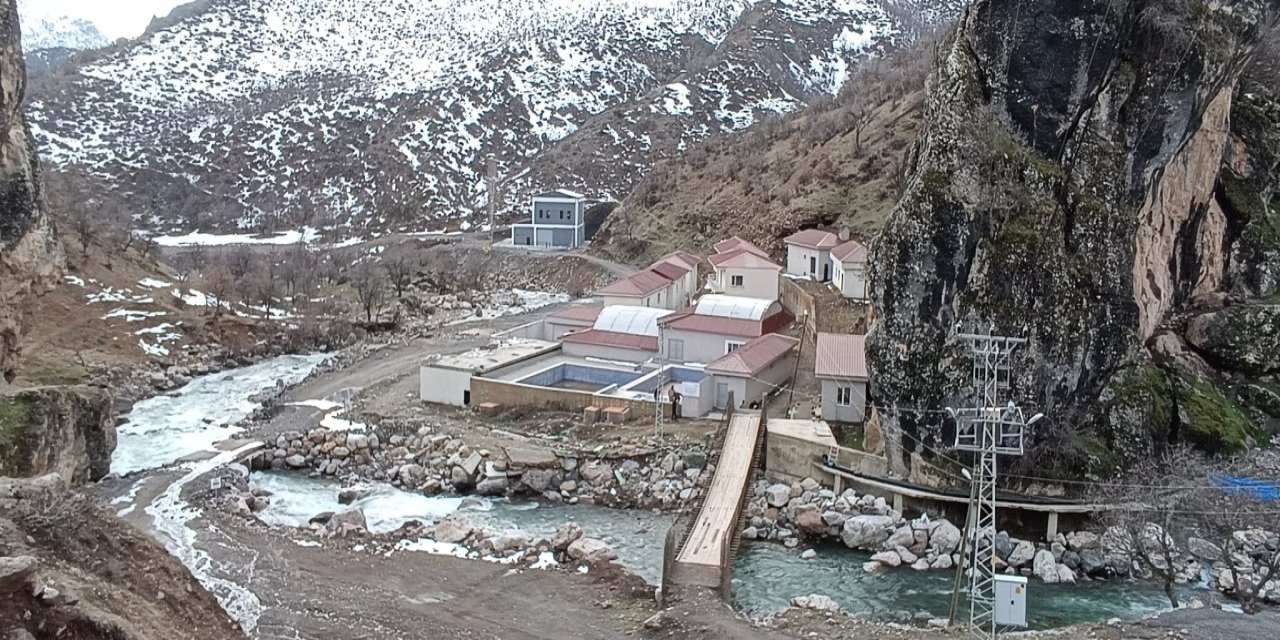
[
  {"xmin": 384, "ymin": 254, "xmax": 417, "ymax": 298},
  {"xmin": 1095, "ymin": 447, "xmax": 1280, "ymax": 613},
  {"xmin": 244, "ymin": 259, "xmax": 280, "ymax": 318},
  {"xmin": 227, "ymin": 245, "xmax": 255, "ymax": 280},
  {"xmin": 202, "ymin": 265, "xmax": 239, "ymax": 317},
  {"xmin": 350, "ymin": 260, "xmax": 387, "ymax": 323},
  {"xmin": 1094, "ymin": 447, "xmax": 1199, "ymax": 608}
]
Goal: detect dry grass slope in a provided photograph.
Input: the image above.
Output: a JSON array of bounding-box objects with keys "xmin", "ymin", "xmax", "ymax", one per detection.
[{"xmin": 596, "ymin": 34, "xmax": 943, "ymax": 264}]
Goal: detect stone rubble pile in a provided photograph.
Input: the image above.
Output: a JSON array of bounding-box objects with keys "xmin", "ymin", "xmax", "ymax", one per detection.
[{"xmin": 256, "ymin": 424, "xmax": 712, "ymax": 510}]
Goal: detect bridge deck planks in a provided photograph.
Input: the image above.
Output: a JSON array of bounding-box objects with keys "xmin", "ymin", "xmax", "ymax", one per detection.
[{"xmin": 675, "ymin": 413, "xmax": 761, "ymax": 568}]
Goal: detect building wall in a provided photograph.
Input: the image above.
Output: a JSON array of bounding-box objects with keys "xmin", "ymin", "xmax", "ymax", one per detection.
[
  {"xmin": 420, "ymin": 366, "xmax": 475, "ymax": 406},
  {"xmin": 833, "ymin": 258, "xmax": 868, "ymax": 299},
  {"xmin": 600, "ymin": 285, "xmax": 679, "ymax": 310},
  {"xmin": 711, "ymin": 376, "xmax": 748, "ymax": 410},
  {"xmin": 562, "ymin": 340, "xmax": 656, "ymax": 363},
  {"xmin": 662, "ymin": 327, "xmax": 752, "ymax": 365},
  {"xmin": 535, "ymin": 226, "xmax": 578, "ymax": 248},
  {"xmin": 736, "ymin": 356, "xmax": 794, "ymax": 409},
  {"xmin": 512, "ymin": 225, "xmax": 536, "ymax": 246},
  {"xmin": 820, "ymin": 378, "xmax": 867, "ymax": 423},
  {"xmin": 533, "ymin": 198, "xmax": 582, "ymax": 225},
  {"xmin": 713, "ymin": 266, "xmax": 779, "ymax": 301},
  {"xmin": 786, "ymin": 246, "xmax": 831, "ymax": 281}
]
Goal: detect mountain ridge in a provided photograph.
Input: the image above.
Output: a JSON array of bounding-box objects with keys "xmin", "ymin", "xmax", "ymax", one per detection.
[{"xmin": 25, "ymin": 0, "xmax": 962, "ymax": 237}]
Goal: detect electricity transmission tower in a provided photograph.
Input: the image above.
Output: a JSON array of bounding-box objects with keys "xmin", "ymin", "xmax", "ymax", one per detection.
[
  {"xmin": 486, "ymin": 154, "xmax": 497, "ymax": 247},
  {"xmin": 949, "ymin": 330, "xmax": 1036, "ymax": 639}
]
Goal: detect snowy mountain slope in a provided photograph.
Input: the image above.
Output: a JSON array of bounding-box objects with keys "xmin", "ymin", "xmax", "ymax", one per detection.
[
  {"xmin": 16, "ymin": 0, "xmax": 109, "ymax": 51},
  {"xmin": 26, "ymin": 0, "xmax": 961, "ymax": 236}
]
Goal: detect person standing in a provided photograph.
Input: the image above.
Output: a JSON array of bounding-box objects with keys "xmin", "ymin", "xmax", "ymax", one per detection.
[{"xmin": 670, "ymin": 386, "xmax": 682, "ymax": 422}]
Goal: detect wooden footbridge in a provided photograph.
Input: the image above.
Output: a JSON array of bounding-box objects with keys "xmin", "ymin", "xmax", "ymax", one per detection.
[{"xmin": 663, "ymin": 398, "xmax": 765, "ymax": 595}]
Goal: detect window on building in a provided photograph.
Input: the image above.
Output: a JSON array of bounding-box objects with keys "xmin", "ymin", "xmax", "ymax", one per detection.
[
  {"xmin": 730, "ymin": 275, "xmax": 744, "ymax": 287},
  {"xmin": 668, "ymin": 338, "xmax": 684, "ymax": 361},
  {"xmin": 836, "ymin": 386, "xmax": 853, "ymax": 406},
  {"xmin": 726, "ymin": 341, "xmax": 745, "ymax": 354}
]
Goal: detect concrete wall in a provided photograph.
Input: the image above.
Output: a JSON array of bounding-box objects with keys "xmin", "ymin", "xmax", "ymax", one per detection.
[
  {"xmin": 533, "ymin": 198, "xmax": 582, "ymax": 225},
  {"xmin": 820, "ymin": 378, "xmax": 867, "ymax": 423},
  {"xmin": 561, "ymin": 340, "xmax": 656, "ymax": 363},
  {"xmin": 767, "ymin": 430, "xmax": 836, "ymax": 483},
  {"xmin": 535, "ymin": 226, "xmax": 578, "ymax": 248},
  {"xmin": 786, "ymin": 246, "xmax": 830, "ymax": 281},
  {"xmin": 517, "ymin": 363, "xmax": 643, "ymax": 389},
  {"xmin": 470, "ymin": 377, "xmax": 662, "ymax": 418},
  {"xmin": 420, "ymin": 366, "xmax": 475, "ymax": 406},
  {"xmin": 713, "ymin": 266, "xmax": 779, "ymax": 301},
  {"xmin": 740, "ymin": 357, "xmax": 793, "ymax": 408}
]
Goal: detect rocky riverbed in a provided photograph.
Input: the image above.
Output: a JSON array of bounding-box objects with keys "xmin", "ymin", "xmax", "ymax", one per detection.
[{"xmin": 743, "ymin": 477, "xmax": 1279, "ymax": 606}]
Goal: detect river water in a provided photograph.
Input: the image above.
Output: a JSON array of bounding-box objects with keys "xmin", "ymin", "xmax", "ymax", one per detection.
[
  {"xmin": 116, "ymin": 355, "xmax": 1176, "ymax": 630},
  {"xmin": 731, "ymin": 542, "xmax": 1175, "ymax": 628},
  {"xmin": 250, "ymin": 471, "xmax": 673, "ymax": 584},
  {"xmin": 112, "ymin": 353, "xmax": 331, "ymax": 475}
]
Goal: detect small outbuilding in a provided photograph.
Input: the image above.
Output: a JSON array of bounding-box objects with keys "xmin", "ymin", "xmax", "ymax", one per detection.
[
  {"xmin": 420, "ymin": 339, "xmax": 561, "ymax": 406},
  {"xmin": 831, "ymin": 240, "xmax": 869, "ymax": 300},
  {"xmin": 815, "ymin": 332, "xmax": 869, "ymax": 423},
  {"xmin": 784, "ymin": 229, "xmax": 840, "ymax": 282},
  {"xmin": 704, "ymin": 333, "xmax": 800, "ymax": 410}
]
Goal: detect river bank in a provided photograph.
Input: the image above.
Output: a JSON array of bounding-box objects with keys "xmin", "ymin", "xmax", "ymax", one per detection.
[{"xmin": 90, "ymin": 313, "xmax": 1278, "ymax": 639}]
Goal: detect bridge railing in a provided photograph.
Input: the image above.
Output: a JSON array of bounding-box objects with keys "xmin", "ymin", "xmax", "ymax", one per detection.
[{"xmin": 659, "ymin": 392, "xmax": 736, "ymax": 602}]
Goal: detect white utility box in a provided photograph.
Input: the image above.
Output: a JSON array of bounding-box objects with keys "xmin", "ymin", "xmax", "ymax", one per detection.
[{"xmin": 993, "ymin": 574, "xmax": 1028, "ymax": 627}]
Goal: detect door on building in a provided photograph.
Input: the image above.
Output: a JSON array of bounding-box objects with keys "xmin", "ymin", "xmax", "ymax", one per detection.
[
  {"xmin": 715, "ymin": 382, "xmax": 730, "ymax": 409},
  {"xmin": 809, "ymin": 256, "xmax": 817, "ymax": 275},
  {"xmin": 822, "ymin": 263, "xmax": 830, "ymax": 281}
]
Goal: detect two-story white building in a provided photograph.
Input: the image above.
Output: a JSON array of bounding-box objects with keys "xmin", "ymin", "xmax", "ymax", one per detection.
[
  {"xmin": 511, "ymin": 190, "xmax": 586, "ymax": 249},
  {"xmin": 783, "ymin": 229, "xmax": 841, "ymax": 281},
  {"xmin": 595, "ymin": 251, "xmax": 700, "ymax": 310},
  {"xmin": 707, "ymin": 236, "xmax": 783, "ymax": 301}
]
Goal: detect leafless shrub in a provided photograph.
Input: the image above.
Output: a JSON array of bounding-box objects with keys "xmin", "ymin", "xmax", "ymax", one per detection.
[{"xmin": 351, "ymin": 260, "xmax": 388, "ymax": 323}]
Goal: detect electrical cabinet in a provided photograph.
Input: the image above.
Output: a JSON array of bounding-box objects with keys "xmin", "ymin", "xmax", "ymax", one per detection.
[{"xmin": 994, "ymin": 574, "xmax": 1028, "ymax": 627}]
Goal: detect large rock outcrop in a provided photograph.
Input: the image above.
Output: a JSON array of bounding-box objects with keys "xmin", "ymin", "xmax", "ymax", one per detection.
[
  {"xmin": 1, "ymin": 0, "xmax": 62, "ymax": 383},
  {"xmin": 0, "ymin": 386, "xmax": 115, "ymax": 483},
  {"xmin": 869, "ymin": 0, "xmax": 1280, "ymax": 477}
]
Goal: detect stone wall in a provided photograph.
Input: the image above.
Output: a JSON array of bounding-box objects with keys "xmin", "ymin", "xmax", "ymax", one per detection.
[{"xmin": 469, "ymin": 377, "xmax": 660, "ymax": 419}]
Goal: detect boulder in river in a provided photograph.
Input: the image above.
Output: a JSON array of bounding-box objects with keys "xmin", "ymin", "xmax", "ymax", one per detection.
[
  {"xmin": 1033, "ymin": 549, "xmax": 1059, "ymax": 583},
  {"xmin": 433, "ymin": 516, "xmax": 474, "ymax": 544},
  {"xmin": 567, "ymin": 538, "xmax": 617, "ymax": 564},
  {"xmin": 325, "ymin": 507, "xmax": 367, "ymax": 535},
  {"xmin": 791, "ymin": 594, "xmax": 841, "ymax": 612},
  {"xmin": 840, "ymin": 515, "xmax": 895, "ymax": 549}
]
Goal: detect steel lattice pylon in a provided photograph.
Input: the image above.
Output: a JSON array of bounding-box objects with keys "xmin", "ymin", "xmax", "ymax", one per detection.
[{"xmin": 953, "ymin": 332, "xmax": 1027, "ymax": 639}]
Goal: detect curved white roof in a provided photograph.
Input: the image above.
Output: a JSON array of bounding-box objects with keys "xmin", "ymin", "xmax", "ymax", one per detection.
[
  {"xmin": 593, "ymin": 305, "xmax": 671, "ymax": 337},
  {"xmin": 693, "ymin": 295, "xmax": 778, "ymax": 320}
]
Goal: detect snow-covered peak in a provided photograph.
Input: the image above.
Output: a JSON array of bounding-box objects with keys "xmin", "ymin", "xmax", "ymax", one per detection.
[{"xmin": 16, "ymin": 0, "xmax": 109, "ymax": 51}]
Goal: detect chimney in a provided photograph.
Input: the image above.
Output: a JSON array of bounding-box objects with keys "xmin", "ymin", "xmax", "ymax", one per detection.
[{"xmin": 838, "ymin": 225, "xmax": 850, "ymax": 241}]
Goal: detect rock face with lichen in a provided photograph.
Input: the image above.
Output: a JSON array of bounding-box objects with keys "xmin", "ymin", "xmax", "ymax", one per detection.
[
  {"xmin": 1, "ymin": 0, "xmax": 62, "ymax": 383},
  {"xmin": 0, "ymin": 386, "xmax": 115, "ymax": 484},
  {"xmin": 869, "ymin": 0, "xmax": 1280, "ymax": 478}
]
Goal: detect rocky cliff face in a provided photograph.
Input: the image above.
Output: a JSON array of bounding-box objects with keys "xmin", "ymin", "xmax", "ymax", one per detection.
[
  {"xmin": 869, "ymin": 0, "xmax": 1280, "ymax": 478},
  {"xmin": 2, "ymin": 0, "xmax": 62, "ymax": 383},
  {"xmin": 0, "ymin": 386, "xmax": 115, "ymax": 484}
]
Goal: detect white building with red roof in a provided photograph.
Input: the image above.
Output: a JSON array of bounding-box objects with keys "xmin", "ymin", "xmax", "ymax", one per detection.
[
  {"xmin": 560, "ymin": 305, "xmax": 670, "ymax": 361},
  {"xmin": 704, "ymin": 333, "xmax": 800, "ymax": 410},
  {"xmin": 595, "ymin": 251, "xmax": 700, "ymax": 309},
  {"xmin": 784, "ymin": 228, "xmax": 841, "ymax": 281},
  {"xmin": 658, "ymin": 295, "xmax": 792, "ymax": 365},
  {"xmin": 815, "ymin": 332, "xmax": 869, "ymax": 423},
  {"xmin": 706, "ymin": 236, "xmax": 782, "ymax": 301},
  {"xmin": 831, "ymin": 239, "xmax": 870, "ymax": 300}
]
